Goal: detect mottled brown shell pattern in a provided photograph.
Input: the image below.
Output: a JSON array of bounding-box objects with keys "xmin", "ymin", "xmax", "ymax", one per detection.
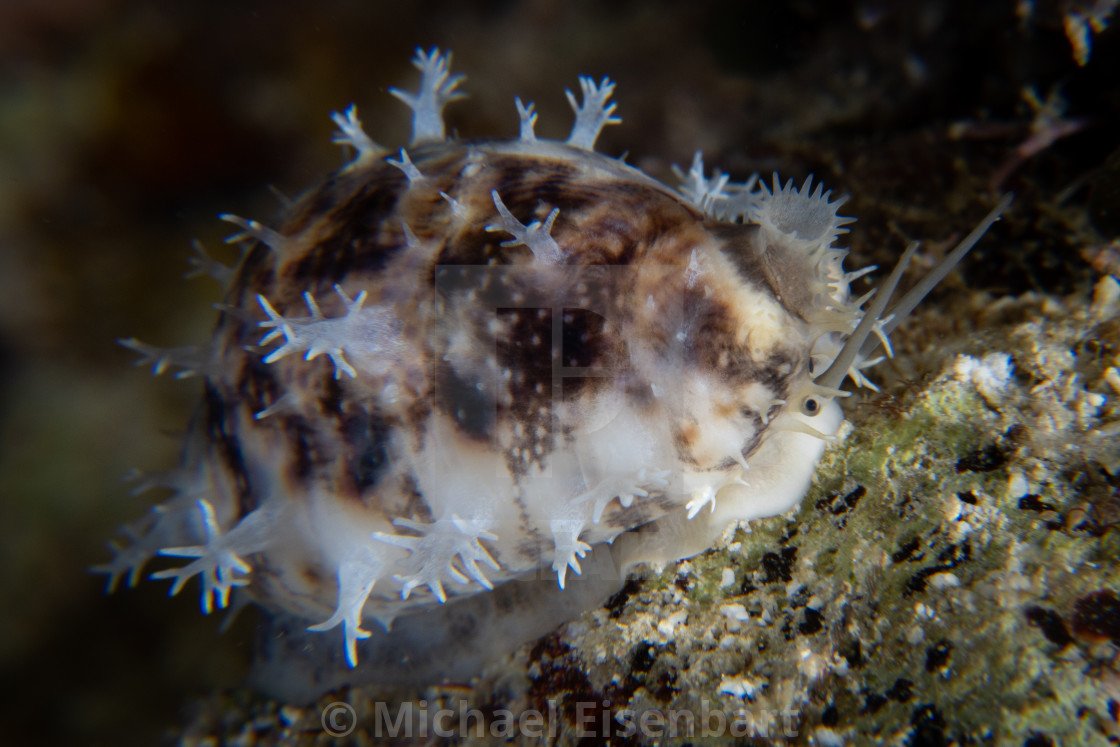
[{"xmin": 99, "ymin": 48, "xmax": 1003, "ymax": 673}]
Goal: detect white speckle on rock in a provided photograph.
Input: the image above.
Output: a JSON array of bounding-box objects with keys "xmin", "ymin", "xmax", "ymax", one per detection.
[
  {"xmin": 814, "ymin": 726, "xmax": 846, "ymax": 747},
  {"xmin": 797, "ymin": 644, "xmax": 841, "ymax": 681},
  {"xmin": 718, "ymin": 675, "xmax": 758, "ymax": 699},
  {"xmin": 279, "ymin": 705, "xmax": 303, "ymax": 728},
  {"xmin": 657, "ymin": 610, "xmax": 688, "ymax": 638},
  {"xmin": 720, "ymin": 603, "xmax": 750, "ymax": 621},
  {"xmin": 720, "ymin": 567, "xmax": 736, "ymax": 587},
  {"xmin": 914, "ymin": 603, "xmax": 936, "ymax": 620},
  {"xmin": 928, "ymin": 572, "xmax": 960, "ymax": 590},
  {"xmin": 954, "ymin": 352, "xmax": 1014, "ymax": 404}
]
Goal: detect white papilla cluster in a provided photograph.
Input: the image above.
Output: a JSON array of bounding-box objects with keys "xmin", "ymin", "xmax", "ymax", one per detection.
[{"xmin": 676, "ymin": 155, "xmax": 890, "ymax": 391}]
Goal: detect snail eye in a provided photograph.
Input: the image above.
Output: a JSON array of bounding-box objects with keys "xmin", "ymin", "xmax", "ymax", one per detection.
[{"xmin": 801, "ymin": 397, "xmax": 820, "ymax": 417}]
